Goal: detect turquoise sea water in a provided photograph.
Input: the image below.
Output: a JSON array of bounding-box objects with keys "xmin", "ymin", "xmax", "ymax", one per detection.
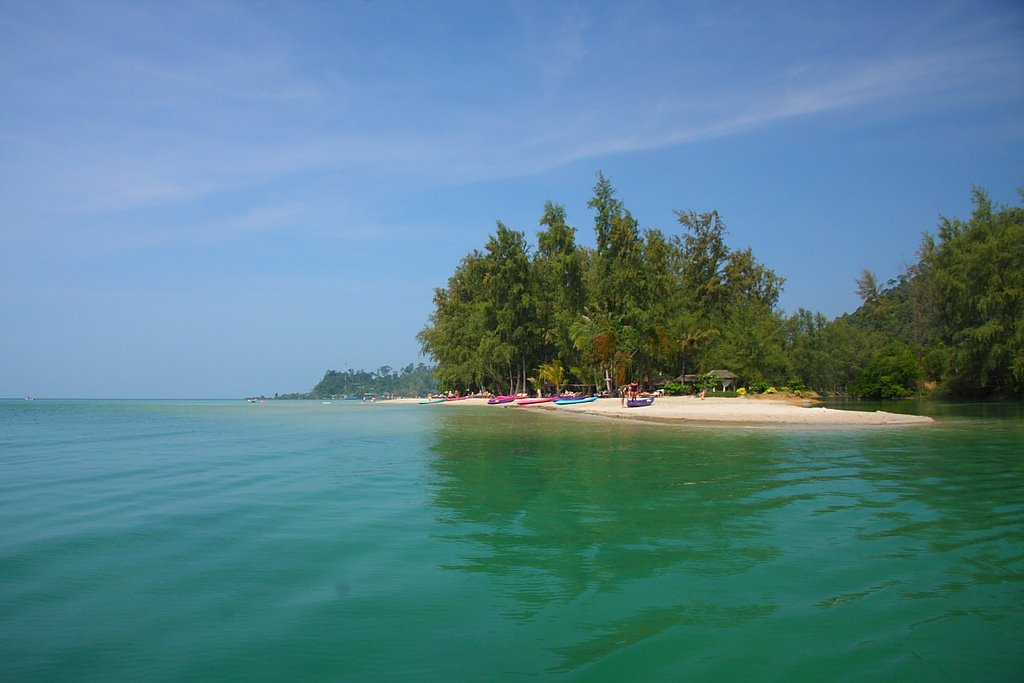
[{"xmin": 1, "ymin": 399, "xmax": 1022, "ymax": 681}]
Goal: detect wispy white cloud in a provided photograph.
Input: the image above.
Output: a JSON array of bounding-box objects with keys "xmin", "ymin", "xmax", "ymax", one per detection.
[
  {"xmin": 449, "ymin": 39, "xmax": 1024, "ymax": 179},
  {"xmin": 2, "ymin": 0, "xmax": 1021, "ymax": 243}
]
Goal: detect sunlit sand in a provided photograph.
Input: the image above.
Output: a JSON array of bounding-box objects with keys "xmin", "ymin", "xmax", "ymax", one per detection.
[{"xmin": 388, "ymin": 395, "xmax": 934, "ymax": 426}]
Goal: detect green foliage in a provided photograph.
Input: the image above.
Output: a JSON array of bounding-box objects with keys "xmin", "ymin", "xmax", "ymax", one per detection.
[
  {"xmin": 662, "ymin": 383, "xmax": 693, "ymax": 396},
  {"xmin": 852, "ymin": 345, "xmax": 921, "ymax": 399},
  {"xmin": 694, "ymin": 373, "xmax": 719, "ymax": 391},
  {"xmin": 676, "ymin": 326, "xmax": 719, "ymax": 377},
  {"xmin": 782, "ymin": 186, "xmax": 1022, "ymax": 398},
  {"xmin": 747, "ymin": 380, "xmax": 773, "ymax": 394},
  {"xmin": 417, "ymin": 222, "xmax": 539, "ymax": 395},
  {"xmin": 537, "ymin": 360, "xmax": 567, "ymax": 395},
  {"xmin": 675, "ymin": 209, "xmax": 731, "ymax": 316},
  {"xmin": 781, "ymin": 379, "xmax": 808, "ymax": 393},
  {"xmin": 418, "ymin": 174, "xmax": 1021, "ymax": 400},
  {"xmin": 420, "ymin": 172, "xmax": 790, "ymax": 394},
  {"xmin": 782, "ymin": 309, "xmax": 867, "ymax": 394},
  {"xmin": 533, "ymin": 202, "xmax": 586, "ymax": 372},
  {"xmin": 417, "ymin": 249, "xmax": 492, "ymax": 392},
  {"xmin": 921, "ymin": 188, "xmax": 1024, "ymax": 396},
  {"xmin": 702, "ymin": 301, "xmax": 785, "ymax": 384}
]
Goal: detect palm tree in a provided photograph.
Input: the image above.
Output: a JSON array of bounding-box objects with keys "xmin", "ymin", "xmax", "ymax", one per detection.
[
  {"xmin": 537, "ymin": 360, "xmax": 567, "ymax": 396},
  {"xmin": 571, "ymin": 310, "xmax": 620, "ymax": 395}
]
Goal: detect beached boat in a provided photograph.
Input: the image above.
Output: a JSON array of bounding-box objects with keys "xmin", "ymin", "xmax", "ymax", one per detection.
[
  {"xmin": 515, "ymin": 396, "xmax": 557, "ymax": 405},
  {"xmin": 554, "ymin": 396, "xmax": 598, "ymax": 405},
  {"xmin": 418, "ymin": 398, "xmax": 447, "ymax": 405},
  {"xmin": 626, "ymin": 397, "xmax": 656, "ymax": 408},
  {"xmin": 487, "ymin": 396, "xmax": 517, "ymax": 404}
]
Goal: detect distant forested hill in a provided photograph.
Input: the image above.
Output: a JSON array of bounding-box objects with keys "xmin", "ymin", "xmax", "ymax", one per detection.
[{"xmin": 278, "ymin": 363, "xmax": 437, "ymax": 399}]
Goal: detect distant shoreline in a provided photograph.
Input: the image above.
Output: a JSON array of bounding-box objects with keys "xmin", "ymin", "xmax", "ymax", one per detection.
[{"xmin": 388, "ymin": 395, "xmax": 935, "ymax": 427}]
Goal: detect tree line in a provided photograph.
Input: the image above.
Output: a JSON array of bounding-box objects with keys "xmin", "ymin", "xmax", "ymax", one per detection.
[{"xmin": 418, "ymin": 173, "xmax": 1023, "ymax": 399}]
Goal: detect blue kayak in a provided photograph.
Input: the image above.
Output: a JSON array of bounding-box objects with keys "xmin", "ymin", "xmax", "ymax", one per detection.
[{"xmin": 554, "ymin": 396, "xmax": 598, "ymax": 405}]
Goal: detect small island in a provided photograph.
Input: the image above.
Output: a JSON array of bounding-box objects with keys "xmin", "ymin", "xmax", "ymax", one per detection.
[{"xmin": 271, "ymin": 178, "xmax": 1019, "ymax": 424}]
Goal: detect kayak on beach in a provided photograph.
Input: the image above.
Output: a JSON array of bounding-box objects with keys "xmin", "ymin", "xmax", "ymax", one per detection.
[
  {"xmin": 554, "ymin": 396, "xmax": 598, "ymax": 405},
  {"xmin": 626, "ymin": 397, "xmax": 655, "ymax": 408},
  {"xmin": 516, "ymin": 397, "xmax": 558, "ymax": 405}
]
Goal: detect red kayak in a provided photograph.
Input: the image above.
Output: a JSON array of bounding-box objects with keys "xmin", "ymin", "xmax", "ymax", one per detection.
[
  {"xmin": 515, "ymin": 397, "xmax": 557, "ymax": 405},
  {"xmin": 487, "ymin": 396, "xmax": 517, "ymax": 404}
]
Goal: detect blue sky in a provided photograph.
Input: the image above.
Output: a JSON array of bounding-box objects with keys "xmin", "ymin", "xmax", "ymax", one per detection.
[{"xmin": 2, "ymin": 0, "xmax": 1022, "ymax": 398}]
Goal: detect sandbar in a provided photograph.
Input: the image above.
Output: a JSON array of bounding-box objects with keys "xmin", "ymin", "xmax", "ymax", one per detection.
[{"xmin": 389, "ymin": 395, "xmax": 934, "ymax": 426}]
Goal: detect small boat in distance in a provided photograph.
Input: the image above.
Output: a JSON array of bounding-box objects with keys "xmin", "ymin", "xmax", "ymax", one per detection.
[{"xmin": 418, "ymin": 398, "xmax": 447, "ymax": 405}]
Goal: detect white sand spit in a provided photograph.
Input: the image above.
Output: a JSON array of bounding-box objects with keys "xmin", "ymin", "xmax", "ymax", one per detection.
[{"xmin": 394, "ymin": 395, "xmax": 934, "ymax": 426}]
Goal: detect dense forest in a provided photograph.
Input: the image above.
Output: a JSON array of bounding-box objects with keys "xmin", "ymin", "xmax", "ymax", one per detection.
[
  {"xmin": 279, "ymin": 363, "xmax": 437, "ymax": 399},
  {"xmin": 418, "ymin": 174, "xmax": 1023, "ymax": 399}
]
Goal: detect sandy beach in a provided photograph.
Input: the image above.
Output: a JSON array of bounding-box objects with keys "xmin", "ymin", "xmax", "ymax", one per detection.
[{"xmin": 391, "ymin": 395, "xmax": 934, "ymax": 426}]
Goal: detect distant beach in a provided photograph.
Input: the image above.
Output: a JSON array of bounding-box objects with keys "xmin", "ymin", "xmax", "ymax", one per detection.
[{"xmin": 392, "ymin": 395, "xmax": 935, "ymax": 426}]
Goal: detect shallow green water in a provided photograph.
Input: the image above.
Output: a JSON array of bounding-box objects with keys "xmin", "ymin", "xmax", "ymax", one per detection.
[{"xmin": 1, "ymin": 399, "xmax": 1022, "ymax": 680}]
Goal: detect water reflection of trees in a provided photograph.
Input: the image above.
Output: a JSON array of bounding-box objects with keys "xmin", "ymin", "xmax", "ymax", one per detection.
[
  {"xmin": 425, "ymin": 411, "xmax": 790, "ymax": 665},
  {"xmin": 422, "ymin": 408, "xmax": 1022, "ymax": 674}
]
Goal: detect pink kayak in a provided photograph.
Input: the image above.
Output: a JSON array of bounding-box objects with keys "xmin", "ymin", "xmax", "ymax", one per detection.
[
  {"xmin": 487, "ymin": 396, "xmax": 517, "ymax": 404},
  {"xmin": 515, "ymin": 397, "xmax": 557, "ymax": 405}
]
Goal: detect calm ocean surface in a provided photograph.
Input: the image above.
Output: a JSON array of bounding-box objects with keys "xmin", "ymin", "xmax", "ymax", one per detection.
[{"xmin": 1, "ymin": 398, "xmax": 1022, "ymax": 681}]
